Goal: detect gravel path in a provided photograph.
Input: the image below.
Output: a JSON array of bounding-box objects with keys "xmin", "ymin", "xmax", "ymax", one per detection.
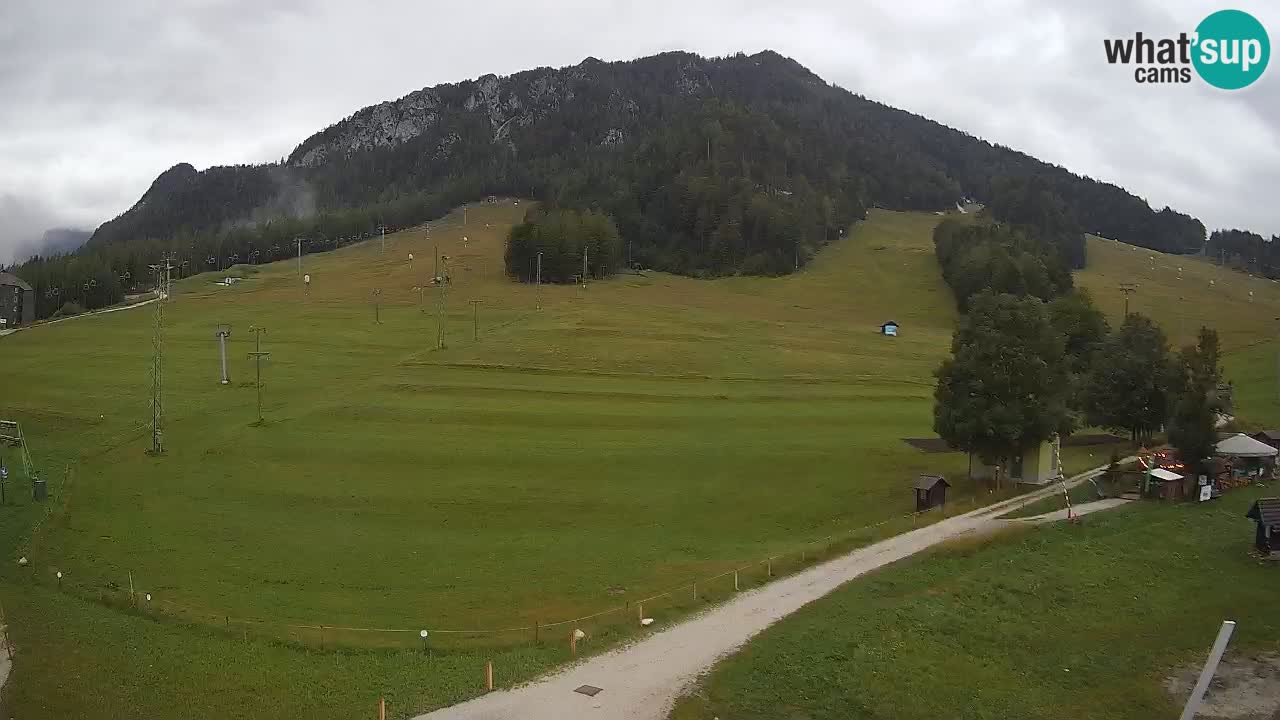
[
  {"xmin": 414, "ymin": 460, "xmax": 1131, "ymax": 720},
  {"xmin": 1012, "ymin": 497, "xmax": 1132, "ymax": 524}
]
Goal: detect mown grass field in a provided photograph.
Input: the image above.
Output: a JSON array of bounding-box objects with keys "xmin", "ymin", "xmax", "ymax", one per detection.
[
  {"xmin": 4, "ymin": 205, "xmax": 1280, "ymax": 719},
  {"xmin": 0, "ymin": 204, "xmax": 977, "ymax": 719},
  {"xmin": 670, "ymin": 484, "xmax": 1280, "ymax": 720}
]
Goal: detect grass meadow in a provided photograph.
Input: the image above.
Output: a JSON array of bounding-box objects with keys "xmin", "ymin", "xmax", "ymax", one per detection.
[
  {"xmin": 4, "ymin": 204, "xmax": 1280, "ymax": 718},
  {"xmin": 669, "ymin": 484, "xmax": 1280, "ymax": 720},
  {"xmin": 1, "ymin": 205, "xmax": 974, "ymax": 718}
]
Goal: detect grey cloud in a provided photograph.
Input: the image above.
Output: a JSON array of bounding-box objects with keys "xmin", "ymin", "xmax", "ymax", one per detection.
[{"xmin": 1, "ymin": 0, "xmax": 1278, "ymax": 266}]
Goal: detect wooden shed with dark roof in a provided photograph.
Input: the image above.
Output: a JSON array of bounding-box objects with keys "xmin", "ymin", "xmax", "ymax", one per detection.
[
  {"xmin": 1246, "ymin": 497, "xmax": 1280, "ymax": 557},
  {"xmin": 1252, "ymin": 430, "xmax": 1280, "ymax": 447},
  {"xmin": 914, "ymin": 474, "xmax": 950, "ymax": 512}
]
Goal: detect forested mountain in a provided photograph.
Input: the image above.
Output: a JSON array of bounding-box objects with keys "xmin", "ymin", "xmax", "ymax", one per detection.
[{"xmin": 9, "ymin": 50, "xmax": 1209, "ymax": 319}]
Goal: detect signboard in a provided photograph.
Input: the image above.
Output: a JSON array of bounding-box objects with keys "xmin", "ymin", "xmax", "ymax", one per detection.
[
  {"xmin": 1199, "ymin": 484, "xmax": 1213, "ymax": 502},
  {"xmin": 304, "ymin": 274, "xmax": 311, "ymax": 284},
  {"xmin": 1198, "ymin": 475, "xmax": 1208, "ymax": 486}
]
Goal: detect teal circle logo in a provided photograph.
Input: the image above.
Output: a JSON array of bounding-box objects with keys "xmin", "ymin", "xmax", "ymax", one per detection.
[{"xmin": 1193, "ymin": 9, "xmax": 1270, "ymax": 89}]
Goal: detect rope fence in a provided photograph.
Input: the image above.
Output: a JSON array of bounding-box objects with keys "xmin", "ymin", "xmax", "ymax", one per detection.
[{"xmin": 18, "ymin": 495, "xmax": 988, "ymax": 654}]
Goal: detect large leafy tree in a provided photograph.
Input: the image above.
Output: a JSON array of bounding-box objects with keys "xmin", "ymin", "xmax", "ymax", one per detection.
[
  {"xmin": 933, "ymin": 291, "xmax": 1072, "ymax": 484},
  {"xmin": 1168, "ymin": 328, "xmax": 1223, "ymax": 480},
  {"xmin": 1047, "ymin": 289, "xmax": 1110, "ymax": 374},
  {"xmin": 1083, "ymin": 313, "xmax": 1172, "ymax": 444}
]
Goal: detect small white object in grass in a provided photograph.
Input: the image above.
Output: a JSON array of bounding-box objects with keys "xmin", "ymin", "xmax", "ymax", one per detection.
[
  {"xmin": 573, "ymin": 629, "xmax": 586, "ymax": 640},
  {"xmin": 419, "ymin": 629, "xmax": 428, "ymax": 639},
  {"xmin": 17, "ymin": 556, "xmax": 27, "ymax": 566},
  {"xmin": 56, "ymin": 571, "xmax": 62, "ymax": 579},
  {"xmin": 641, "ymin": 618, "xmax": 654, "ymax": 626},
  {"xmin": 145, "ymin": 593, "xmax": 151, "ymax": 602}
]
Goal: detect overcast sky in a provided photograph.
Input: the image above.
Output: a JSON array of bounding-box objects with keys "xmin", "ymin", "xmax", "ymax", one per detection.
[{"xmin": 2, "ymin": 0, "xmax": 1277, "ymax": 263}]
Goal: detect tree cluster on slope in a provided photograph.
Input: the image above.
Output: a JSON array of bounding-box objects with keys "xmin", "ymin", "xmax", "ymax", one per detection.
[
  {"xmin": 505, "ymin": 207, "xmax": 623, "ymax": 282},
  {"xmin": 933, "ymin": 218, "xmax": 1073, "ymax": 311},
  {"xmin": 1206, "ymin": 228, "xmax": 1280, "ymax": 278}
]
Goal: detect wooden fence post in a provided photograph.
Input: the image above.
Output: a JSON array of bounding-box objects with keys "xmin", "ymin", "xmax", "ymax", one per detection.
[
  {"xmin": 734, "ymin": 571, "xmax": 739, "ymax": 591},
  {"xmin": 378, "ymin": 697, "xmax": 386, "ymax": 720},
  {"xmin": 486, "ymin": 660, "xmax": 494, "ymax": 691},
  {"xmin": 637, "ymin": 602, "xmax": 644, "ymax": 625}
]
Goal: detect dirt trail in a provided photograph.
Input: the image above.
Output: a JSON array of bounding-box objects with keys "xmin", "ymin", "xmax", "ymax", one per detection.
[{"xmin": 415, "ymin": 461, "xmax": 1129, "ymax": 720}]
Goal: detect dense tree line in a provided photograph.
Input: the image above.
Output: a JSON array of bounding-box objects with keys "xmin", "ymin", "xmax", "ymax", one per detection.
[
  {"xmin": 3, "ymin": 184, "xmax": 478, "ymax": 320},
  {"xmin": 932, "ymin": 210, "xmax": 1221, "ymax": 484},
  {"xmin": 505, "ymin": 207, "xmax": 623, "ymax": 282},
  {"xmin": 1206, "ymin": 228, "xmax": 1280, "ymax": 277},
  {"xmin": 933, "ymin": 219, "xmax": 1073, "ymax": 310},
  {"xmin": 935, "ymin": 289, "xmax": 1223, "ymax": 483}
]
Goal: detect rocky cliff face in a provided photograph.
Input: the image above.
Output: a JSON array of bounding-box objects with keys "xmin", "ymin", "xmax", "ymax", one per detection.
[{"xmin": 286, "ymin": 53, "xmax": 704, "ymax": 169}]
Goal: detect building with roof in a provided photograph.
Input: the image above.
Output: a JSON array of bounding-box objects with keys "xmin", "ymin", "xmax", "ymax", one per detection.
[
  {"xmin": 1251, "ymin": 430, "xmax": 1280, "ymax": 447},
  {"xmin": 971, "ymin": 436, "xmax": 1063, "ymax": 487},
  {"xmin": 1215, "ymin": 433, "xmax": 1278, "ymax": 485},
  {"xmin": 0, "ymin": 272, "xmax": 34, "ymax": 328},
  {"xmin": 913, "ymin": 474, "xmax": 949, "ymax": 512},
  {"xmin": 1245, "ymin": 498, "xmax": 1280, "ymax": 556}
]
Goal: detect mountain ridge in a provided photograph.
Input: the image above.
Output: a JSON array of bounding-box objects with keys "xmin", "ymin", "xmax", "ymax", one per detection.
[{"xmin": 15, "ymin": 49, "xmax": 1213, "ymax": 320}]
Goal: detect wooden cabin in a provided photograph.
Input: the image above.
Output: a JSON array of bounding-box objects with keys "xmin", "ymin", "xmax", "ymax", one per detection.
[
  {"xmin": 1246, "ymin": 497, "xmax": 1280, "ymax": 557},
  {"xmin": 914, "ymin": 474, "xmax": 950, "ymax": 512}
]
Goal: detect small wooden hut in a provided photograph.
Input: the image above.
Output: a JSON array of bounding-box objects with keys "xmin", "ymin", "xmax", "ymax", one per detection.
[
  {"xmin": 1245, "ymin": 497, "xmax": 1280, "ymax": 557},
  {"xmin": 914, "ymin": 474, "xmax": 950, "ymax": 512}
]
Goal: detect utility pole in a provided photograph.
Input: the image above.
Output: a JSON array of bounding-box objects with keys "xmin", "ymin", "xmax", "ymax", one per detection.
[
  {"xmin": 469, "ymin": 300, "xmax": 482, "ymax": 340},
  {"xmin": 147, "ymin": 263, "xmax": 166, "ymax": 454},
  {"xmin": 1274, "ymin": 317, "xmax": 1280, "ymax": 402},
  {"xmin": 163, "ymin": 253, "xmax": 175, "ymax": 301},
  {"xmin": 435, "ymin": 257, "xmax": 449, "ymax": 350},
  {"xmin": 216, "ymin": 325, "xmax": 232, "ymax": 385},
  {"xmin": 582, "ymin": 246, "xmax": 589, "ymax": 285},
  {"xmin": 378, "ymin": 225, "xmax": 386, "ymax": 255},
  {"xmin": 246, "ymin": 326, "xmax": 270, "ymax": 425},
  {"xmin": 372, "ymin": 288, "xmax": 382, "ymax": 325},
  {"xmin": 434, "ymin": 244, "xmax": 439, "ymax": 280},
  {"xmin": 1119, "ymin": 283, "xmax": 1138, "ymax": 317},
  {"xmin": 536, "ymin": 251, "xmax": 543, "ymax": 310}
]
